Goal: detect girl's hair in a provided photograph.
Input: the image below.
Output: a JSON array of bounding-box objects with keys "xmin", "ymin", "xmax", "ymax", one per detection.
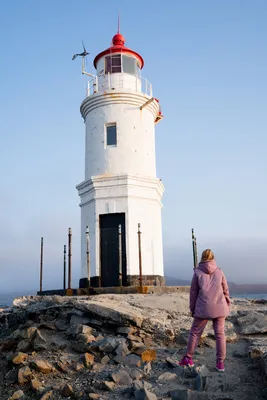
[{"xmin": 201, "ymin": 249, "xmax": 214, "ymax": 262}]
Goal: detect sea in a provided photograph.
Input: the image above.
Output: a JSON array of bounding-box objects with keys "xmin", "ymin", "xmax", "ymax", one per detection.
[{"xmin": 0, "ymin": 292, "xmax": 267, "ymax": 309}]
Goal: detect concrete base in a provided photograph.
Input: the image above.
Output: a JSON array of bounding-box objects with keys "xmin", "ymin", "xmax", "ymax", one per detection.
[
  {"xmin": 79, "ymin": 275, "xmax": 166, "ymax": 289},
  {"xmin": 37, "ymin": 285, "xmax": 189, "ymax": 297}
]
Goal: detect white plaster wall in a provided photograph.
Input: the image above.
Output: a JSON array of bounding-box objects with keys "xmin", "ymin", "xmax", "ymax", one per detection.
[
  {"xmin": 84, "ymin": 98, "xmax": 157, "ymax": 180},
  {"xmin": 78, "ymin": 175, "xmax": 164, "ymax": 281}
]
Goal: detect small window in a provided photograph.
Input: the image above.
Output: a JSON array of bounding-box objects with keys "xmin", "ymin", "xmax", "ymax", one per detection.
[
  {"xmin": 122, "ymin": 55, "xmax": 137, "ymax": 75},
  {"xmin": 106, "ymin": 124, "xmax": 117, "ymax": 147},
  {"xmin": 105, "ymin": 55, "xmax": 122, "ymax": 74}
]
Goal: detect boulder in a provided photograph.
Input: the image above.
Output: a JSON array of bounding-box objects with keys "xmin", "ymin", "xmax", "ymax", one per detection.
[
  {"xmin": 134, "ymin": 388, "xmax": 157, "ymax": 400},
  {"xmin": 62, "ymin": 384, "xmax": 74, "ymax": 397},
  {"xmin": 158, "ymin": 372, "xmax": 177, "ymax": 381},
  {"xmin": 18, "ymin": 366, "xmax": 32, "ymax": 385},
  {"xmin": 12, "ymin": 352, "xmax": 28, "ymax": 365},
  {"xmin": 141, "ymin": 349, "xmax": 156, "ymax": 362},
  {"xmin": 40, "ymin": 392, "xmax": 53, "ymax": 400},
  {"xmin": 8, "ymin": 390, "xmax": 25, "ymax": 400},
  {"xmin": 103, "ymin": 381, "xmax": 116, "ymax": 391},
  {"xmin": 32, "ymin": 330, "xmax": 47, "ymax": 351},
  {"xmin": 30, "ymin": 378, "xmax": 44, "ymax": 392},
  {"xmin": 237, "ymin": 311, "xmax": 267, "ymax": 335},
  {"xmin": 112, "ymin": 369, "xmax": 132, "ymax": 386},
  {"xmin": 31, "ymin": 359, "xmax": 53, "ymax": 374},
  {"xmin": 99, "ymin": 337, "xmax": 117, "ymax": 353},
  {"xmin": 17, "ymin": 339, "xmax": 30, "ymax": 353}
]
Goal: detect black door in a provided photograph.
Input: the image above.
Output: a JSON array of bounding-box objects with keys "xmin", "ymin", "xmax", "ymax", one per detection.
[{"xmin": 100, "ymin": 213, "xmax": 127, "ymax": 287}]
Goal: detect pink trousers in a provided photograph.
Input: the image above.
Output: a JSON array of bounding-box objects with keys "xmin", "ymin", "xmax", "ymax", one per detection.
[{"xmin": 186, "ymin": 317, "xmax": 226, "ymax": 362}]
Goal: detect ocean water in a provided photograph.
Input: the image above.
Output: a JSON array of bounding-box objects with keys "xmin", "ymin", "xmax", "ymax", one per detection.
[{"xmin": 232, "ymin": 293, "xmax": 267, "ymax": 300}]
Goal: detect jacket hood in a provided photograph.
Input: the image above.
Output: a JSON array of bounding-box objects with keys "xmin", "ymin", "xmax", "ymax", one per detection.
[{"xmin": 198, "ymin": 259, "xmax": 218, "ymax": 274}]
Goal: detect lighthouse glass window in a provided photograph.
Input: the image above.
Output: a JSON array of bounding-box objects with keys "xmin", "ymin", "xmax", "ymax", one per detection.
[
  {"xmin": 106, "ymin": 124, "xmax": 117, "ymax": 147},
  {"xmin": 105, "ymin": 55, "xmax": 121, "ymax": 73}
]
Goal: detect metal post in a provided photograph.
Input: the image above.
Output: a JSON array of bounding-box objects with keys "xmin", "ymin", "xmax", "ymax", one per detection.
[
  {"xmin": 138, "ymin": 223, "xmax": 143, "ymax": 288},
  {"xmin": 39, "ymin": 237, "xmax": 43, "ymax": 293},
  {"xmin": 118, "ymin": 224, "xmax": 122, "ymax": 287},
  {"xmin": 86, "ymin": 225, "xmax": 90, "ymax": 288},
  {"xmin": 63, "ymin": 245, "xmax": 66, "ymax": 290},
  {"xmin": 192, "ymin": 229, "xmax": 198, "ymax": 269},
  {"xmin": 68, "ymin": 228, "xmax": 72, "ymax": 289}
]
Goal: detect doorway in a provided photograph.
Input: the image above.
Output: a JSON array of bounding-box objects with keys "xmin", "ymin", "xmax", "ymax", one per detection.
[{"xmin": 99, "ymin": 213, "xmax": 127, "ymax": 287}]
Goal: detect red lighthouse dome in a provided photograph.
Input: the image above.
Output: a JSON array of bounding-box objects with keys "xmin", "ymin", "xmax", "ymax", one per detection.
[{"xmin": 93, "ymin": 32, "xmax": 144, "ymax": 70}]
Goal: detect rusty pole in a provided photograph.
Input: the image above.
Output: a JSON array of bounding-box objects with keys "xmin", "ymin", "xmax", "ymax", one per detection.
[
  {"xmin": 68, "ymin": 228, "xmax": 72, "ymax": 289},
  {"xmin": 118, "ymin": 224, "xmax": 122, "ymax": 287},
  {"xmin": 86, "ymin": 225, "xmax": 90, "ymax": 288},
  {"xmin": 63, "ymin": 245, "xmax": 66, "ymax": 290},
  {"xmin": 39, "ymin": 237, "xmax": 43, "ymax": 293},
  {"xmin": 138, "ymin": 223, "xmax": 143, "ymax": 288},
  {"xmin": 192, "ymin": 229, "xmax": 198, "ymax": 270}
]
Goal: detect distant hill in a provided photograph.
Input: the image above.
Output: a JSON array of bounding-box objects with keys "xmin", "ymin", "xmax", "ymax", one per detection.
[{"xmin": 165, "ymin": 276, "xmax": 267, "ymax": 294}]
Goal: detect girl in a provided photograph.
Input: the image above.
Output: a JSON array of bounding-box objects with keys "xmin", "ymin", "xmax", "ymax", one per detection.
[{"xmin": 179, "ymin": 249, "xmax": 230, "ymax": 372}]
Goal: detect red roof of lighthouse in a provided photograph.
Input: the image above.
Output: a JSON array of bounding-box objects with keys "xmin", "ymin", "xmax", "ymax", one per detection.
[{"xmin": 93, "ymin": 32, "xmax": 144, "ymax": 69}]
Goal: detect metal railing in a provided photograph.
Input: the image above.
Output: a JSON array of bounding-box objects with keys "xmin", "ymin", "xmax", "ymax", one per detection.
[{"xmin": 86, "ymin": 73, "xmax": 153, "ymax": 97}]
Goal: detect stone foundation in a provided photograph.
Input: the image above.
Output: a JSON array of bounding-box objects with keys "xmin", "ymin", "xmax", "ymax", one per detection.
[{"xmin": 79, "ymin": 275, "xmax": 165, "ymax": 289}]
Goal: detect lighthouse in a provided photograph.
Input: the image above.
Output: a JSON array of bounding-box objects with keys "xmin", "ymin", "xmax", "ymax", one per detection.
[{"xmin": 76, "ymin": 29, "xmax": 165, "ymax": 288}]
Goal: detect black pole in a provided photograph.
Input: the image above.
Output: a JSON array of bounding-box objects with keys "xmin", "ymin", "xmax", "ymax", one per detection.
[
  {"xmin": 39, "ymin": 237, "xmax": 43, "ymax": 292},
  {"xmin": 68, "ymin": 228, "xmax": 72, "ymax": 289},
  {"xmin": 63, "ymin": 245, "xmax": 66, "ymax": 290},
  {"xmin": 118, "ymin": 225, "xmax": 122, "ymax": 287},
  {"xmin": 86, "ymin": 226, "xmax": 90, "ymax": 288},
  {"xmin": 192, "ymin": 229, "xmax": 198, "ymax": 269},
  {"xmin": 138, "ymin": 223, "xmax": 143, "ymax": 288}
]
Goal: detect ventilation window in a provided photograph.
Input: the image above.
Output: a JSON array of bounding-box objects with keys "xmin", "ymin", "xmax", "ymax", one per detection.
[
  {"xmin": 105, "ymin": 55, "xmax": 122, "ymax": 74},
  {"xmin": 106, "ymin": 124, "xmax": 117, "ymax": 147}
]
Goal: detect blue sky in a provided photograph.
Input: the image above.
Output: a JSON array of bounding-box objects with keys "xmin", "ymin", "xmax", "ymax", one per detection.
[{"xmin": 0, "ymin": 0, "xmax": 267, "ymax": 293}]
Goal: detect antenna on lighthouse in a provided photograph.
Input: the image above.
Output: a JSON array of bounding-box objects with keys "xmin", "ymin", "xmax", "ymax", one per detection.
[{"xmin": 118, "ymin": 12, "xmax": 120, "ymax": 33}]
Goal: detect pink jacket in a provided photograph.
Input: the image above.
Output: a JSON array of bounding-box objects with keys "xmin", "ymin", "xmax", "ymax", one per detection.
[{"xmin": 190, "ymin": 260, "xmax": 230, "ymax": 319}]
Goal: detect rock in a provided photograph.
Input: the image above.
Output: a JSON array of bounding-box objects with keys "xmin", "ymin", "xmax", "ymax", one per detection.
[
  {"xmin": 103, "ymin": 381, "xmax": 116, "ymax": 391},
  {"xmin": 128, "ymin": 334, "xmax": 143, "ymax": 342},
  {"xmin": 39, "ymin": 322, "xmax": 57, "ymax": 330},
  {"xmin": 18, "ymin": 366, "xmax": 32, "ymax": 384},
  {"xmin": 131, "ymin": 342, "xmax": 146, "ymax": 355},
  {"xmin": 56, "ymin": 361, "xmax": 69, "ymax": 373},
  {"xmin": 112, "ymin": 369, "xmax": 132, "ymax": 386},
  {"xmin": 72, "ymin": 341, "xmax": 86, "ymax": 353},
  {"xmin": 141, "ymin": 349, "xmax": 156, "ymax": 362},
  {"xmin": 1, "ymin": 339, "xmax": 19, "ymax": 352},
  {"xmin": 115, "ymin": 340, "xmax": 130, "ymax": 356},
  {"xmin": 144, "ymin": 361, "xmax": 152, "ymax": 375},
  {"xmin": 237, "ymin": 311, "xmax": 267, "ymax": 335},
  {"xmin": 76, "ymin": 333, "xmax": 96, "ymax": 343},
  {"xmin": 101, "ymin": 355, "xmax": 110, "ymax": 365},
  {"xmin": 115, "ymin": 353, "xmax": 141, "ymax": 367},
  {"xmin": 55, "ymin": 319, "xmax": 70, "ymax": 331},
  {"xmin": 84, "ymin": 352, "xmax": 94, "ymax": 368},
  {"xmin": 158, "ymin": 372, "xmax": 177, "ymax": 381},
  {"xmin": 195, "ymin": 365, "xmax": 209, "ymax": 377},
  {"xmin": 74, "ymin": 362, "xmax": 84, "ymax": 371},
  {"xmin": 131, "ymin": 368, "xmax": 144, "ymax": 380},
  {"xmin": 117, "ymin": 326, "xmax": 135, "ymax": 335},
  {"xmin": 99, "ymin": 337, "xmax": 117, "ymax": 353},
  {"xmin": 170, "ymin": 388, "xmax": 211, "ymax": 400},
  {"xmin": 166, "ymin": 357, "xmax": 178, "ymax": 368},
  {"xmin": 134, "ymin": 388, "xmax": 157, "ymax": 400},
  {"xmin": 32, "ymin": 329, "xmax": 47, "ymax": 351},
  {"xmin": 62, "ymin": 383, "xmax": 74, "ymax": 397},
  {"xmin": 17, "ymin": 339, "xmax": 30, "ymax": 353},
  {"xmin": 195, "ymin": 375, "xmax": 209, "ymax": 391},
  {"xmin": 66, "ymin": 324, "xmax": 93, "ymax": 336},
  {"xmin": 30, "ymin": 378, "xmax": 43, "ymax": 391},
  {"xmin": 40, "ymin": 391, "xmax": 53, "ymax": 400},
  {"xmin": 8, "ymin": 390, "xmax": 25, "ymax": 400},
  {"xmin": 12, "ymin": 352, "xmax": 28, "ymax": 365},
  {"xmin": 31, "ymin": 359, "xmax": 53, "ymax": 374},
  {"xmin": 89, "ymin": 394, "xmax": 100, "ymax": 399}
]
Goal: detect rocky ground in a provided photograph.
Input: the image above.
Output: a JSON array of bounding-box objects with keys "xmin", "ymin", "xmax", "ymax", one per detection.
[{"xmin": 0, "ymin": 293, "xmax": 267, "ymax": 400}]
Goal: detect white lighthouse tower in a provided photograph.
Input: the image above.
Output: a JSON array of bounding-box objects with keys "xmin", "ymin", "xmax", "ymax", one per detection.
[{"xmin": 76, "ymin": 29, "xmax": 165, "ymax": 288}]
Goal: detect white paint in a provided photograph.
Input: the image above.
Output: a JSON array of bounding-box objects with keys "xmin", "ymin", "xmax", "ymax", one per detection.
[{"xmin": 77, "ymin": 65, "xmax": 164, "ymax": 284}]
